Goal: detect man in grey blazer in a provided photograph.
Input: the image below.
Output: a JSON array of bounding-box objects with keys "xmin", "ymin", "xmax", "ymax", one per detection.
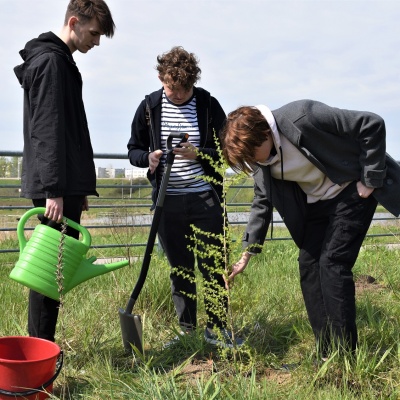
[{"xmin": 221, "ymin": 100, "xmax": 400, "ymax": 360}]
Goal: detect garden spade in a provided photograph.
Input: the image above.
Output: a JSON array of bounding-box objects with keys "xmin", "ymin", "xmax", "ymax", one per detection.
[{"xmin": 119, "ymin": 131, "xmax": 189, "ymax": 353}]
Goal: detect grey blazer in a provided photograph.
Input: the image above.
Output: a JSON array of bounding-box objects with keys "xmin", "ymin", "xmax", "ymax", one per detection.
[{"xmin": 243, "ymin": 100, "xmax": 400, "ymax": 252}]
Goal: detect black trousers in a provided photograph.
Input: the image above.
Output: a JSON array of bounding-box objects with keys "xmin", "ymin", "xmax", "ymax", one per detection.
[
  {"xmin": 157, "ymin": 191, "xmax": 228, "ymax": 330},
  {"xmin": 28, "ymin": 196, "xmax": 85, "ymax": 342},
  {"xmin": 298, "ymin": 182, "xmax": 377, "ymax": 356}
]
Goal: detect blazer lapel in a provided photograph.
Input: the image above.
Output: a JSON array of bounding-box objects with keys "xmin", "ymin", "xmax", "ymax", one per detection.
[{"xmin": 272, "ymin": 111, "xmax": 328, "ymax": 175}]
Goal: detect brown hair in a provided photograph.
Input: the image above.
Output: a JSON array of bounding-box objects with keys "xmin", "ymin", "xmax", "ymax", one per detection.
[
  {"xmin": 156, "ymin": 46, "xmax": 201, "ymax": 91},
  {"xmin": 65, "ymin": 0, "xmax": 116, "ymax": 38},
  {"xmin": 221, "ymin": 106, "xmax": 271, "ymax": 175}
]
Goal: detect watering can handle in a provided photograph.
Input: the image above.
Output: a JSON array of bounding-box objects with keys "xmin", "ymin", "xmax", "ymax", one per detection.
[{"xmin": 17, "ymin": 207, "xmax": 91, "ymax": 253}]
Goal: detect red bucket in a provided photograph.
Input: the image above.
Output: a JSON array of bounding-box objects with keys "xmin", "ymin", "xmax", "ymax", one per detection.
[{"xmin": 0, "ymin": 336, "xmax": 63, "ymax": 400}]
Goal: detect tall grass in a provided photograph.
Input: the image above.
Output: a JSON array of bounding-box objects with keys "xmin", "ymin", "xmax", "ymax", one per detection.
[
  {"xmin": 1, "ymin": 232, "xmax": 399, "ymax": 399},
  {"xmin": 1, "ymin": 172, "xmax": 399, "ymax": 398}
]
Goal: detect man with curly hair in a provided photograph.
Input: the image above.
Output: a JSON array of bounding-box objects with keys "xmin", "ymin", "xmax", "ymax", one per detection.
[
  {"xmin": 128, "ymin": 46, "xmax": 243, "ymax": 348},
  {"xmin": 14, "ymin": 0, "xmax": 115, "ymax": 342}
]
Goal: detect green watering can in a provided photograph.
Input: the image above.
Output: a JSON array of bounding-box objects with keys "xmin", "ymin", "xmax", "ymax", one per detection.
[{"xmin": 9, "ymin": 207, "xmax": 129, "ymax": 301}]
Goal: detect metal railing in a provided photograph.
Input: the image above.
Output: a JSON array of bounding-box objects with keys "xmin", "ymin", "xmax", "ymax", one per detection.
[{"xmin": 0, "ymin": 152, "xmax": 399, "ymax": 255}]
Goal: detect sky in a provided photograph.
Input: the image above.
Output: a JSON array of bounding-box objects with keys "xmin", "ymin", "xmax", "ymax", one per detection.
[{"xmin": 1, "ymin": 0, "xmax": 400, "ymax": 170}]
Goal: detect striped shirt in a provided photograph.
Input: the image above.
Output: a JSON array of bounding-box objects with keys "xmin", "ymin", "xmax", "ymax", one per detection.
[{"xmin": 159, "ymin": 91, "xmax": 212, "ymax": 194}]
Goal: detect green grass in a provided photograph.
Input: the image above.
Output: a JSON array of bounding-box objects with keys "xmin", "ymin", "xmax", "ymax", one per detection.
[
  {"xmin": 1, "ymin": 177, "xmax": 399, "ymax": 398},
  {"xmin": 1, "ymin": 235, "xmax": 399, "ymax": 399}
]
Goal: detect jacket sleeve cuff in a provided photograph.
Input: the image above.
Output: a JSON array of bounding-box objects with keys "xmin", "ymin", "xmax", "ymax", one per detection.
[
  {"xmin": 363, "ymin": 167, "xmax": 386, "ymax": 188},
  {"xmin": 242, "ymin": 232, "xmax": 264, "ymax": 254}
]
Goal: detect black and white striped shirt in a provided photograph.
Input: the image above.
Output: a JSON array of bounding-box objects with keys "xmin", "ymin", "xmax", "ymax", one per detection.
[{"xmin": 159, "ymin": 91, "xmax": 212, "ymax": 194}]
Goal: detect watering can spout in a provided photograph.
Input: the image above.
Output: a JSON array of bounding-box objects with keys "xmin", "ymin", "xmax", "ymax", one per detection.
[{"xmin": 67, "ymin": 257, "xmax": 129, "ymax": 291}]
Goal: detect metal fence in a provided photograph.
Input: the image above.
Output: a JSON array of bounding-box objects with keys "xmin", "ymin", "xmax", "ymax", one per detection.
[{"xmin": 0, "ymin": 152, "xmax": 399, "ymax": 255}]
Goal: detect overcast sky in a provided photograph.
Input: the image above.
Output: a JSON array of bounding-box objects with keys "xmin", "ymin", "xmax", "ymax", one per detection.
[{"xmin": 2, "ymin": 0, "xmax": 400, "ymax": 170}]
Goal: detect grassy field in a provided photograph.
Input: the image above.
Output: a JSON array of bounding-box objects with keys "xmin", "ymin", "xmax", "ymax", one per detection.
[
  {"xmin": 1, "ymin": 228, "xmax": 399, "ymax": 399},
  {"xmin": 0, "ymin": 178, "xmax": 399, "ymax": 399}
]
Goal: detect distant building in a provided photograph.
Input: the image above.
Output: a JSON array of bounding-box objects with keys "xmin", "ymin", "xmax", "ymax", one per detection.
[
  {"xmin": 107, "ymin": 168, "xmax": 125, "ymax": 178},
  {"xmin": 95, "ymin": 167, "xmax": 126, "ymax": 178},
  {"xmin": 95, "ymin": 166, "xmax": 147, "ymax": 179},
  {"xmin": 95, "ymin": 167, "xmax": 108, "ymax": 178},
  {"xmin": 125, "ymin": 167, "xmax": 147, "ymax": 179}
]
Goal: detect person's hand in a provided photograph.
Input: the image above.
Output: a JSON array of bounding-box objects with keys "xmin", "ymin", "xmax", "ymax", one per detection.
[
  {"xmin": 173, "ymin": 140, "xmax": 198, "ymax": 160},
  {"xmin": 82, "ymin": 196, "xmax": 89, "ymax": 211},
  {"xmin": 224, "ymin": 251, "xmax": 252, "ymax": 290},
  {"xmin": 356, "ymin": 181, "xmax": 374, "ymax": 198},
  {"xmin": 45, "ymin": 197, "xmax": 63, "ymax": 222},
  {"xmin": 149, "ymin": 150, "xmax": 163, "ymax": 174}
]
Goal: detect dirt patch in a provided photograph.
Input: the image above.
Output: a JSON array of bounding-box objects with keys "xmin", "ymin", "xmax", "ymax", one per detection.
[
  {"xmin": 355, "ymin": 274, "xmax": 385, "ymax": 294},
  {"xmin": 265, "ymin": 368, "xmax": 293, "ymax": 384},
  {"xmin": 178, "ymin": 359, "xmax": 294, "ymax": 386},
  {"xmin": 179, "ymin": 359, "xmax": 214, "ymax": 382}
]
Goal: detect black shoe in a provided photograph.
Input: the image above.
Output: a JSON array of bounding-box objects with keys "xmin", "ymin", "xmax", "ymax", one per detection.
[
  {"xmin": 281, "ymin": 357, "xmax": 327, "ymax": 371},
  {"xmin": 280, "ymin": 362, "xmax": 301, "ymax": 371},
  {"xmin": 204, "ymin": 327, "xmax": 244, "ymax": 348},
  {"xmin": 163, "ymin": 329, "xmax": 193, "ymax": 349}
]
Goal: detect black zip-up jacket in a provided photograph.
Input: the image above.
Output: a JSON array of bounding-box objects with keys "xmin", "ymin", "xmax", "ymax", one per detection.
[
  {"xmin": 14, "ymin": 32, "xmax": 98, "ymax": 199},
  {"xmin": 127, "ymin": 87, "xmax": 226, "ymax": 207}
]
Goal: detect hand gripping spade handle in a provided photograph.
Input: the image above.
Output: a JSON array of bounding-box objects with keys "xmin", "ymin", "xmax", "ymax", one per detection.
[{"xmin": 119, "ymin": 132, "xmax": 189, "ymax": 353}]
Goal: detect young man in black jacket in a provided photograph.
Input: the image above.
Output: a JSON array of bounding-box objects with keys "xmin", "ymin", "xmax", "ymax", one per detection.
[
  {"xmin": 128, "ymin": 46, "xmax": 242, "ymax": 347},
  {"xmin": 14, "ymin": 0, "xmax": 115, "ymax": 342}
]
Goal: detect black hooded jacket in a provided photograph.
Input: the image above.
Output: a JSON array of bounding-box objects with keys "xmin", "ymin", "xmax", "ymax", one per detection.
[
  {"xmin": 127, "ymin": 87, "xmax": 226, "ymax": 207},
  {"xmin": 14, "ymin": 32, "xmax": 98, "ymax": 199}
]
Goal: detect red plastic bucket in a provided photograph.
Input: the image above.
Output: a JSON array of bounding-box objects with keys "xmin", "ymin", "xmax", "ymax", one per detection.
[{"xmin": 0, "ymin": 336, "xmax": 63, "ymax": 399}]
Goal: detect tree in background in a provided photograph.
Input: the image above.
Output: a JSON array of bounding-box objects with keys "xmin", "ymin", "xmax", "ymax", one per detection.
[{"xmin": 0, "ymin": 157, "xmax": 22, "ymax": 178}]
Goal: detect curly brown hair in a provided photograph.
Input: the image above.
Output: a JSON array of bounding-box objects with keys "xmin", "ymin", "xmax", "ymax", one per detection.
[
  {"xmin": 221, "ymin": 106, "xmax": 272, "ymax": 175},
  {"xmin": 65, "ymin": 0, "xmax": 115, "ymax": 38},
  {"xmin": 156, "ymin": 46, "xmax": 201, "ymax": 91}
]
